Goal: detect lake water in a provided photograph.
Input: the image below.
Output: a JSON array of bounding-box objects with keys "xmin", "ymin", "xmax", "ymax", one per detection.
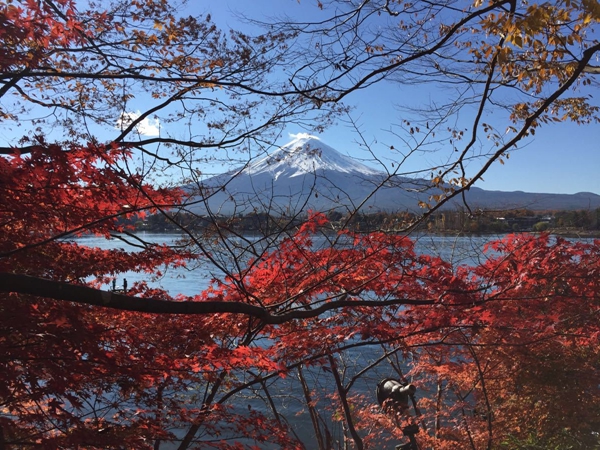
[
  {"xmin": 77, "ymin": 232, "xmax": 501, "ymax": 296},
  {"xmin": 74, "ymin": 232, "xmax": 592, "ymax": 449}
]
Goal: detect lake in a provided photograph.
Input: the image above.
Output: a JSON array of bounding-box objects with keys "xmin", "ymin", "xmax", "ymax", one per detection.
[
  {"xmin": 74, "ymin": 232, "xmax": 593, "ymax": 449},
  {"xmin": 77, "ymin": 232, "xmax": 502, "ymax": 296}
]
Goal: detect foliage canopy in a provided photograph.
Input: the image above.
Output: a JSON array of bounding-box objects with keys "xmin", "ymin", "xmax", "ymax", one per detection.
[{"xmin": 1, "ymin": 0, "xmax": 599, "ymax": 449}]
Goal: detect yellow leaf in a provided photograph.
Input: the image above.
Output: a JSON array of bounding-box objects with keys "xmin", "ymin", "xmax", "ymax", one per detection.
[{"xmin": 512, "ymin": 34, "xmax": 523, "ymax": 48}]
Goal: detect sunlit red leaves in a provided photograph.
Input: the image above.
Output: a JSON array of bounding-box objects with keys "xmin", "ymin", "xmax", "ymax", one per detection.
[
  {"xmin": 3, "ymin": 197, "xmax": 600, "ymax": 448},
  {"xmin": 0, "ymin": 136, "xmax": 200, "ymax": 446},
  {"xmin": 0, "ymin": 0, "xmax": 84, "ymax": 72},
  {"xmin": 1, "ymin": 141, "xmax": 182, "ymax": 255},
  {"xmin": 227, "ymin": 223, "xmax": 599, "ymax": 448},
  {"xmin": 206, "ymin": 222, "xmax": 461, "ymax": 364},
  {"xmin": 396, "ymin": 234, "xmax": 600, "ymax": 448},
  {"xmin": 2, "ymin": 131, "xmax": 600, "ymax": 449},
  {"xmin": 1, "ymin": 0, "xmax": 599, "ymax": 447}
]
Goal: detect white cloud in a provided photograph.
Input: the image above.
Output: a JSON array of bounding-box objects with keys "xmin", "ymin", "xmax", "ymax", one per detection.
[
  {"xmin": 288, "ymin": 132, "xmax": 319, "ymax": 141},
  {"xmin": 116, "ymin": 111, "xmax": 160, "ymax": 136}
]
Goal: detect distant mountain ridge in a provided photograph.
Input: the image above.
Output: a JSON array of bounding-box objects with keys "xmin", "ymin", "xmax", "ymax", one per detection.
[{"xmin": 186, "ymin": 134, "xmax": 600, "ymax": 215}]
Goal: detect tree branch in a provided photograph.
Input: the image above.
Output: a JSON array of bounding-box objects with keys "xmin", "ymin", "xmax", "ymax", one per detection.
[{"xmin": 0, "ymin": 273, "xmax": 434, "ymax": 324}]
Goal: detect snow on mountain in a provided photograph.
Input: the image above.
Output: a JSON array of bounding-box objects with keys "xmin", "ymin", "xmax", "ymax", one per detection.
[
  {"xmin": 243, "ymin": 133, "xmax": 383, "ymax": 179},
  {"xmin": 185, "ymin": 134, "xmax": 600, "ymax": 215}
]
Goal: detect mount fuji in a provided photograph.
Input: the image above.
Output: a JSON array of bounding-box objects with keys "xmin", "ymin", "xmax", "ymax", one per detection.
[
  {"xmin": 186, "ymin": 134, "xmax": 600, "ymax": 215},
  {"xmin": 242, "ymin": 134, "xmax": 382, "ymax": 179}
]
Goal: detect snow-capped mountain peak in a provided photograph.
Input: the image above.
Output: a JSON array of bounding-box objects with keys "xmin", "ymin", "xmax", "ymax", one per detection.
[
  {"xmin": 189, "ymin": 132, "xmax": 600, "ymax": 216},
  {"xmin": 243, "ymin": 133, "xmax": 383, "ymax": 179}
]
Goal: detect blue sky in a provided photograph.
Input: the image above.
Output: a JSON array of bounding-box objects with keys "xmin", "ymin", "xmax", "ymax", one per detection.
[
  {"xmin": 2, "ymin": 0, "xmax": 596, "ymax": 196},
  {"xmin": 199, "ymin": 0, "xmax": 600, "ymax": 196}
]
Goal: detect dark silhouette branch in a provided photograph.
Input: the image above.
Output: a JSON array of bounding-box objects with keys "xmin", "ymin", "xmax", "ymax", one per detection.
[{"xmin": 0, "ymin": 273, "xmax": 435, "ymax": 325}]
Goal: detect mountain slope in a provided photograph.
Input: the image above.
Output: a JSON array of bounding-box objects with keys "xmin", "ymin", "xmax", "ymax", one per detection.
[
  {"xmin": 186, "ymin": 134, "xmax": 600, "ymax": 215},
  {"xmin": 243, "ymin": 134, "xmax": 382, "ymax": 178}
]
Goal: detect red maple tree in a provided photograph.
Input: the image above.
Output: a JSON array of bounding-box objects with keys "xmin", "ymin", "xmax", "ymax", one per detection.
[{"xmin": 1, "ymin": 1, "xmax": 599, "ymax": 449}]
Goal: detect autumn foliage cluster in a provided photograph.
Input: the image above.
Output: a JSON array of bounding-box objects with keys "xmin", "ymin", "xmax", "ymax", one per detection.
[
  {"xmin": 1, "ymin": 0, "xmax": 600, "ymax": 449},
  {"xmin": 3, "ymin": 182, "xmax": 600, "ymax": 449}
]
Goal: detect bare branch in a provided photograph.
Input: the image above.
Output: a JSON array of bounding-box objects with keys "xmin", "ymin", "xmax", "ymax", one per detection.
[{"xmin": 0, "ymin": 273, "xmax": 434, "ymax": 325}]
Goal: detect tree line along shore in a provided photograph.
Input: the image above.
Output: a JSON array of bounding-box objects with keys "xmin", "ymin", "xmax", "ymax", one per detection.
[{"xmin": 129, "ymin": 207, "xmax": 600, "ymax": 236}]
